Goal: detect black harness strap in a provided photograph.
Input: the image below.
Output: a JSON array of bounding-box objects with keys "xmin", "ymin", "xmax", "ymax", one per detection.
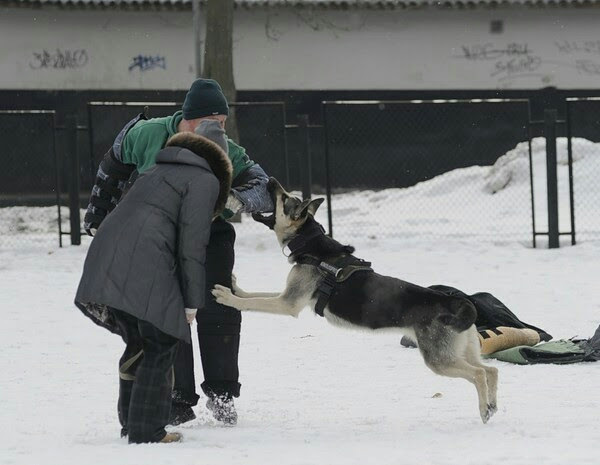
[
  {"xmin": 285, "ymin": 219, "xmax": 372, "ymax": 317},
  {"xmin": 316, "ymin": 273, "xmax": 338, "ymax": 317},
  {"xmin": 296, "ymin": 253, "xmax": 373, "ymax": 317}
]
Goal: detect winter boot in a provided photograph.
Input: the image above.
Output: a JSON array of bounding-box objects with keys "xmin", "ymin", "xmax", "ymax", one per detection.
[
  {"xmin": 206, "ymin": 394, "xmax": 237, "ymax": 426},
  {"xmin": 159, "ymin": 432, "xmax": 183, "ymax": 443},
  {"xmin": 168, "ymin": 403, "xmax": 196, "ymax": 426}
]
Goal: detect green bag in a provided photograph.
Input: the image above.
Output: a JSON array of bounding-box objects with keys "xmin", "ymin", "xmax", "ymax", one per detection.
[{"xmin": 485, "ymin": 340, "xmax": 587, "ymax": 365}]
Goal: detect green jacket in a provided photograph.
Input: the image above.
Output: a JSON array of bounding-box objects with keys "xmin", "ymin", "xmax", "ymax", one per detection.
[{"xmin": 121, "ymin": 110, "xmax": 253, "ymax": 179}]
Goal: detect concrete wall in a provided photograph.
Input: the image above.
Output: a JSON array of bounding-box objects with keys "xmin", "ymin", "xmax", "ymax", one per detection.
[{"xmin": 1, "ymin": 6, "xmax": 600, "ymax": 91}]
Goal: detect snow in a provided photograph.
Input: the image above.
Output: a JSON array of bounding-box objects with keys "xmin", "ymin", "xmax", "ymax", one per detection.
[
  {"xmin": 1, "ymin": 138, "xmax": 599, "ymax": 465},
  {"xmin": 325, "ymin": 137, "xmax": 600, "ymax": 244}
]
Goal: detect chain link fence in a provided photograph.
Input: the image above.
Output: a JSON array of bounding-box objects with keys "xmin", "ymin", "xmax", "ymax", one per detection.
[
  {"xmin": 566, "ymin": 98, "xmax": 600, "ymax": 242},
  {"xmin": 3, "ymin": 98, "xmax": 599, "ymax": 250},
  {"xmin": 87, "ymin": 101, "xmax": 288, "ymax": 237},
  {"xmin": 0, "ymin": 110, "xmax": 62, "ymax": 250},
  {"xmin": 322, "ymin": 99, "xmax": 533, "ymax": 243}
]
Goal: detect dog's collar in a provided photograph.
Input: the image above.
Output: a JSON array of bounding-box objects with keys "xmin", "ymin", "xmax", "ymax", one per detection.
[{"xmin": 284, "ymin": 218, "xmax": 326, "ymax": 259}]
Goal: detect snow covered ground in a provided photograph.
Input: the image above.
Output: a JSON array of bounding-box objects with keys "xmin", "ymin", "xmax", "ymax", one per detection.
[{"xmin": 1, "ymin": 138, "xmax": 599, "ymax": 465}]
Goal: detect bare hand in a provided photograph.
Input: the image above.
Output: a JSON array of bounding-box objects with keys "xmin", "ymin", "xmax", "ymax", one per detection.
[{"xmin": 185, "ymin": 308, "xmax": 197, "ymax": 324}]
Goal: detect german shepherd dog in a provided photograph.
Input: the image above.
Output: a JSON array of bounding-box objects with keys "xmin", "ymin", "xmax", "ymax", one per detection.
[{"xmin": 212, "ymin": 178, "xmax": 498, "ymax": 423}]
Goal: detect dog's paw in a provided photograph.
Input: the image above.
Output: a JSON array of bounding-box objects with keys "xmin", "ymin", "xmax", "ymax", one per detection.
[
  {"xmin": 480, "ymin": 403, "xmax": 497, "ymax": 424},
  {"xmin": 212, "ymin": 285, "xmax": 240, "ymax": 309},
  {"xmin": 230, "ymin": 274, "xmax": 242, "ymax": 295}
]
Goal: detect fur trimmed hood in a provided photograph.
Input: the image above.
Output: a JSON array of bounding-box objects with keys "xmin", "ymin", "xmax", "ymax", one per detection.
[{"xmin": 165, "ymin": 131, "xmax": 232, "ymax": 216}]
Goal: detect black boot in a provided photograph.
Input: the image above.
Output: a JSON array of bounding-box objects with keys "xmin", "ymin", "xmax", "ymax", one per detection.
[
  {"xmin": 168, "ymin": 402, "xmax": 196, "ymax": 426},
  {"xmin": 206, "ymin": 393, "xmax": 237, "ymax": 426}
]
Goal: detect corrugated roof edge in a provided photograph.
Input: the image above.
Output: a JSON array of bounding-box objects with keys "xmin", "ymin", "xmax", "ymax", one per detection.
[{"xmin": 3, "ymin": 0, "xmax": 600, "ymax": 9}]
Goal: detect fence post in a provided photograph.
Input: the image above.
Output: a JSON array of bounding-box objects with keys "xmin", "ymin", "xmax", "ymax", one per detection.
[
  {"xmin": 67, "ymin": 114, "xmax": 81, "ymax": 246},
  {"xmin": 320, "ymin": 104, "xmax": 333, "ymax": 238},
  {"xmin": 565, "ymin": 101, "xmax": 576, "ymax": 246},
  {"xmin": 544, "ymin": 109, "xmax": 559, "ymax": 249},
  {"xmin": 298, "ymin": 114, "xmax": 312, "ymax": 200}
]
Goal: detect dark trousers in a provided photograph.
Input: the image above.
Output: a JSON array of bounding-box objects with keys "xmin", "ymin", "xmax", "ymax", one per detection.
[
  {"xmin": 112, "ymin": 309, "xmax": 179, "ymax": 444},
  {"xmin": 172, "ymin": 218, "xmax": 242, "ymax": 407}
]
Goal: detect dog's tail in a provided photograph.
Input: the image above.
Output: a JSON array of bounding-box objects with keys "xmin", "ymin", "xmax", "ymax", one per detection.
[{"xmin": 437, "ymin": 297, "xmax": 477, "ymax": 332}]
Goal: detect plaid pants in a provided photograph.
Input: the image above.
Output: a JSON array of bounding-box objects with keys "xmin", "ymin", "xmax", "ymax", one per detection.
[{"xmin": 112, "ymin": 309, "xmax": 179, "ymax": 444}]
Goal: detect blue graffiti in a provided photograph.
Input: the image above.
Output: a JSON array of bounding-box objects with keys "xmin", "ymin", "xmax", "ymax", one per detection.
[{"xmin": 128, "ymin": 55, "xmax": 166, "ymax": 72}]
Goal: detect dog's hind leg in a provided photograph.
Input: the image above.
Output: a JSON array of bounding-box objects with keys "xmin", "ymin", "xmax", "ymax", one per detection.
[
  {"xmin": 417, "ymin": 327, "xmax": 493, "ymax": 424},
  {"xmin": 464, "ymin": 326, "xmax": 498, "ymax": 415},
  {"xmin": 427, "ymin": 357, "xmax": 493, "ymax": 424}
]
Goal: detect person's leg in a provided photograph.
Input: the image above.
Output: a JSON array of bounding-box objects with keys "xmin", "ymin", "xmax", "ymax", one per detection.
[
  {"xmin": 197, "ymin": 219, "xmax": 242, "ymax": 421},
  {"xmin": 111, "ymin": 308, "xmax": 144, "ymax": 438},
  {"xmin": 170, "ymin": 340, "xmax": 199, "ymax": 424},
  {"xmin": 127, "ymin": 319, "xmax": 179, "ymax": 444}
]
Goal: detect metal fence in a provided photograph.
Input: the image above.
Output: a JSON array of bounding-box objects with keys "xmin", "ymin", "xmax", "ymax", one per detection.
[
  {"xmin": 322, "ymin": 99, "xmax": 533, "ymax": 243},
  {"xmin": 565, "ymin": 98, "xmax": 600, "ymax": 242},
  {"xmin": 86, "ymin": 100, "xmax": 289, "ymax": 238},
  {"xmin": 2, "ymin": 96, "xmax": 600, "ymax": 250},
  {"xmin": 0, "ymin": 110, "xmax": 62, "ymax": 249},
  {"xmin": 87, "ymin": 101, "xmax": 288, "ymax": 185}
]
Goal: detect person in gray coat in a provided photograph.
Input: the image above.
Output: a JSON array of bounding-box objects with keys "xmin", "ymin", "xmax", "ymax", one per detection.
[{"xmin": 75, "ymin": 130, "xmax": 232, "ymax": 444}]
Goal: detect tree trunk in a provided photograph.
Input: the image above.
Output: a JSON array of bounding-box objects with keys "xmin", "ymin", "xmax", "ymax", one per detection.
[
  {"xmin": 203, "ymin": 0, "xmax": 238, "ymax": 142},
  {"xmin": 192, "ymin": 0, "xmax": 202, "ymax": 77}
]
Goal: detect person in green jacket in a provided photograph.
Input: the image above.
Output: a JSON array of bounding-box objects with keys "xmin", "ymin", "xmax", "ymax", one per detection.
[{"xmin": 83, "ymin": 79, "xmax": 274, "ymax": 427}]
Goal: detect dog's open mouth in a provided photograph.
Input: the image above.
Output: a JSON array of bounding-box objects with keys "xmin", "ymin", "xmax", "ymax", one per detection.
[{"xmin": 252, "ymin": 211, "xmax": 276, "ymax": 229}]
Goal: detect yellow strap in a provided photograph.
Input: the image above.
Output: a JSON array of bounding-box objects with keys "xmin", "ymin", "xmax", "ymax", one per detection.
[{"xmin": 119, "ymin": 350, "xmax": 143, "ymax": 381}]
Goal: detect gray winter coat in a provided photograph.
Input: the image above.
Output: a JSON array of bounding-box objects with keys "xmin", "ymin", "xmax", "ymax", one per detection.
[{"xmin": 75, "ymin": 132, "xmax": 232, "ymax": 342}]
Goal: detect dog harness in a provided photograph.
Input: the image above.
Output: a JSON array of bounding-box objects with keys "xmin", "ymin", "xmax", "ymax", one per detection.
[
  {"xmin": 285, "ymin": 221, "xmax": 373, "ymax": 316},
  {"xmin": 296, "ymin": 254, "xmax": 374, "ymax": 316}
]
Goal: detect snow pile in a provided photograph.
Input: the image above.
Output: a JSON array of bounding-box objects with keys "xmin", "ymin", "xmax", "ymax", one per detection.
[
  {"xmin": 0, "ymin": 206, "xmax": 63, "ymax": 235},
  {"xmin": 0, "ymin": 206, "xmax": 80, "ymax": 249},
  {"xmin": 323, "ymin": 136, "xmax": 600, "ymax": 243},
  {"xmin": 484, "ymin": 137, "xmax": 594, "ymax": 194}
]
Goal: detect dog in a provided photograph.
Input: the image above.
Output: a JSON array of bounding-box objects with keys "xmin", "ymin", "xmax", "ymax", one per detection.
[{"xmin": 212, "ymin": 178, "xmax": 498, "ymax": 423}]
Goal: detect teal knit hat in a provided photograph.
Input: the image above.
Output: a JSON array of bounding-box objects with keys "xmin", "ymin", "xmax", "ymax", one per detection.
[{"xmin": 182, "ymin": 78, "xmax": 229, "ymax": 120}]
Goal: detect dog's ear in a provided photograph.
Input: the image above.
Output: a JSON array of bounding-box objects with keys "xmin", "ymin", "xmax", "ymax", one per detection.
[
  {"xmin": 307, "ymin": 198, "xmax": 325, "ymax": 217},
  {"xmin": 292, "ymin": 197, "xmax": 325, "ymax": 220},
  {"xmin": 291, "ymin": 199, "xmax": 312, "ymax": 221}
]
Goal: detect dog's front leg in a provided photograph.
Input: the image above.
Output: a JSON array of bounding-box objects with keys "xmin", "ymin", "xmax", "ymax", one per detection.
[
  {"xmin": 231, "ymin": 274, "xmax": 279, "ymax": 298},
  {"xmin": 212, "ymin": 285, "xmax": 303, "ymax": 317}
]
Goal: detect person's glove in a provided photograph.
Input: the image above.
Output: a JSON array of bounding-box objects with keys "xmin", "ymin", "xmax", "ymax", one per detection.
[
  {"xmin": 84, "ymin": 218, "xmax": 100, "ymax": 236},
  {"xmin": 225, "ymin": 193, "xmax": 244, "ymax": 215},
  {"xmin": 185, "ymin": 308, "xmax": 197, "ymax": 324}
]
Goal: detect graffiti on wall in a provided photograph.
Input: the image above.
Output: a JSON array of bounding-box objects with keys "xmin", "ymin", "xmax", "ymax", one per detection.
[
  {"xmin": 455, "ymin": 40, "xmax": 600, "ymax": 82},
  {"xmin": 575, "ymin": 60, "xmax": 600, "ymax": 76},
  {"xmin": 128, "ymin": 55, "xmax": 166, "ymax": 72},
  {"xmin": 555, "ymin": 40, "xmax": 600, "ymax": 55},
  {"xmin": 455, "ymin": 43, "xmax": 543, "ymax": 81},
  {"xmin": 29, "ymin": 49, "xmax": 89, "ymax": 70},
  {"xmin": 555, "ymin": 41, "xmax": 600, "ymax": 76},
  {"xmin": 458, "ymin": 43, "xmax": 530, "ymax": 61}
]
